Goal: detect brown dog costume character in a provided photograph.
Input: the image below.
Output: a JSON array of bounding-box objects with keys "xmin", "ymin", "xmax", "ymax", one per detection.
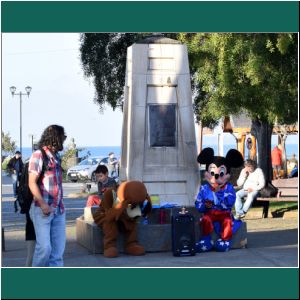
[{"xmin": 93, "ymin": 181, "xmax": 152, "ymax": 258}]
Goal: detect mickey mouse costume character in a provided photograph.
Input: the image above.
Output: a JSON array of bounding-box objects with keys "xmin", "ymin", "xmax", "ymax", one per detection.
[
  {"xmin": 195, "ymin": 147, "xmax": 244, "ymax": 252},
  {"xmin": 93, "ymin": 181, "xmax": 152, "ymax": 258}
]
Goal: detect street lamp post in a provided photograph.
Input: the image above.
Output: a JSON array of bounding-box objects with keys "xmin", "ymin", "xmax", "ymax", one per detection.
[
  {"xmin": 28, "ymin": 134, "xmax": 35, "ymax": 153},
  {"xmin": 10, "ymin": 86, "xmax": 32, "ymax": 155}
]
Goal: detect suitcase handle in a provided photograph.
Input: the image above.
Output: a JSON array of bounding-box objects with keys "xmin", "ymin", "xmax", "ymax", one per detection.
[{"xmin": 179, "ymin": 207, "xmax": 188, "ymax": 214}]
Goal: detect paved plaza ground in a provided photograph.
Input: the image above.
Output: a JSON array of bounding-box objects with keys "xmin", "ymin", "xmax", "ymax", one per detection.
[
  {"xmin": 2, "ymin": 213, "xmax": 298, "ymax": 268},
  {"xmin": 1, "ymin": 173, "xmax": 298, "ymax": 268}
]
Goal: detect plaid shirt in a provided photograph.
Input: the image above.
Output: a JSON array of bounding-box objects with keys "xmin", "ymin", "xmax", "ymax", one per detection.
[{"xmin": 28, "ymin": 146, "xmax": 64, "ymax": 213}]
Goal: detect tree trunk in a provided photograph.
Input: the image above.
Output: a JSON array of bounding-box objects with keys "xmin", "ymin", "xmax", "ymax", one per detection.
[{"xmin": 250, "ymin": 119, "xmax": 273, "ymax": 182}]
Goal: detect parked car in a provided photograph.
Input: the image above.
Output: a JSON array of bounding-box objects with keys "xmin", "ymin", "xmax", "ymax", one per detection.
[{"xmin": 67, "ymin": 157, "xmax": 103, "ymax": 182}]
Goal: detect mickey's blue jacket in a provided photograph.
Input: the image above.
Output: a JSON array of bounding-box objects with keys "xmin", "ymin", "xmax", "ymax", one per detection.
[{"xmin": 195, "ymin": 183, "xmax": 236, "ymax": 213}]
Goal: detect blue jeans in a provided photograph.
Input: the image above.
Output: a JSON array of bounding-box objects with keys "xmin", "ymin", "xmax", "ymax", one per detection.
[
  {"xmin": 235, "ymin": 189, "xmax": 259, "ymax": 215},
  {"xmin": 11, "ymin": 173, "xmax": 18, "ymax": 197},
  {"xmin": 29, "ymin": 204, "xmax": 66, "ymax": 267}
]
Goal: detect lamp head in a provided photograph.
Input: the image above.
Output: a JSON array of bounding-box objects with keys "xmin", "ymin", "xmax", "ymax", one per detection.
[
  {"xmin": 25, "ymin": 86, "xmax": 32, "ymax": 96},
  {"xmin": 10, "ymin": 86, "xmax": 16, "ymax": 96}
]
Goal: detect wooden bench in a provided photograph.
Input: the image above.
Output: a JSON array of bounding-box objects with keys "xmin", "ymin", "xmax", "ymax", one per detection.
[{"xmin": 256, "ymin": 178, "xmax": 298, "ymax": 218}]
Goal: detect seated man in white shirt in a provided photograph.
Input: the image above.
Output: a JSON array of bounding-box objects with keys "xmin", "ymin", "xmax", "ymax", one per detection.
[{"xmin": 235, "ymin": 159, "xmax": 265, "ymax": 219}]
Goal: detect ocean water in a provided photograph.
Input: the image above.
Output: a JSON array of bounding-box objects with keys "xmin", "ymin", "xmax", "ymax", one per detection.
[
  {"xmin": 19, "ymin": 143, "xmax": 298, "ymax": 162},
  {"xmin": 20, "ymin": 146, "xmax": 121, "ymax": 161}
]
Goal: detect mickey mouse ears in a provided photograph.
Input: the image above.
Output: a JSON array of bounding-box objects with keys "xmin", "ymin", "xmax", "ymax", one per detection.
[
  {"xmin": 197, "ymin": 147, "xmax": 244, "ymax": 169},
  {"xmin": 226, "ymin": 149, "xmax": 244, "ymax": 168},
  {"xmin": 197, "ymin": 147, "xmax": 214, "ymax": 164}
]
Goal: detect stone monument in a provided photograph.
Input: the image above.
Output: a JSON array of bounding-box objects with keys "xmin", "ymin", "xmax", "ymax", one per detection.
[
  {"xmin": 120, "ymin": 35, "xmax": 200, "ymax": 206},
  {"xmin": 76, "ymin": 36, "xmax": 247, "ymax": 254}
]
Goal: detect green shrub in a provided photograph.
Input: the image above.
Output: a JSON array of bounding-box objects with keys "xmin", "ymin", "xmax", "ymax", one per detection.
[{"xmin": 1, "ymin": 156, "xmax": 12, "ymax": 171}]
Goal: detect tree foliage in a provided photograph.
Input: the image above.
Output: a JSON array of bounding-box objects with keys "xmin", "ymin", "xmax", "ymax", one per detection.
[
  {"xmin": 178, "ymin": 33, "xmax": 298, "ymax": 127},
  {"xmin": 80, "ymin": 33, "xmax": 137, "ymax": 110},
  {"xmin": 1, "ymin": 131, "xmax": 17, "ymax": 156},
  {"xmin": 61, "ymin": 140, "xmax": 84, "ymax": 172},
  {"xmin": 178, "ymin": 33, "xmax": 298, "ymax": 181},
  {"xmin": 79, "ymin": 33, "xmax": 298, "ymax": 181},
  {"xmin": 80, "ymin": 33, "xmax": 297, "ymax": 129},
  {"xmin": 79, "ymin": 33, "xmax": 178, "ymax": 110}
]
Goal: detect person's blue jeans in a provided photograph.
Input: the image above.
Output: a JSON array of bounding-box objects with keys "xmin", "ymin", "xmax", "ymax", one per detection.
[
  {"xmin": 11, "ymin": 173, "xmax": 18, "ymax": 197},
  {"xmin": 235, "ymin": 189, "xmax": 259, "ymax": 215},
  {"xmin": 29, "ymin": 204, "xmax": 66, "ymax": 267}
]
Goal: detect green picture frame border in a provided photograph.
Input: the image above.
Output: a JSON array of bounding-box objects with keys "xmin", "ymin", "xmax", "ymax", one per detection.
[{"xmin": 1, "ymin": 1, "xmax": 299, "ymax": 32}]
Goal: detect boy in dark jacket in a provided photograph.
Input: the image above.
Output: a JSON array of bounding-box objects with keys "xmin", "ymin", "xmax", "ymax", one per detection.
[{"xmin": 86, "ymin": 165, "xmax": 118, "ymax": 207}]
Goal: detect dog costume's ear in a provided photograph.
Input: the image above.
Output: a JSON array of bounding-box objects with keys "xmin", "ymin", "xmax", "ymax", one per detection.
[
  {"xmin": 115, "ymin": 181, "xmax": 150, "ymax": 220},
  {"xmin": 225, "ymin": 149, "xmax": 244, "ymax": 169},
  {"xmin": 197, "ymin": 147, "xmax": 215, "ymax": 165},
  {"xmin": 102, "ymin": 188, "xmax": 115, "ymax": 208}
]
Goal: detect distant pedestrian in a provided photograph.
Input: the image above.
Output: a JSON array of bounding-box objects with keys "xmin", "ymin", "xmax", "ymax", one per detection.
[
  {"xmin": 287, "ymin": 154, "xmax": 298, "ymax": 178},
  {"xmin": 271, "ymin": 146, "xmax": 282, "ymax": 179},
  {"xmin": 28, "ymin": 124, "xmax": 67, "ymax": 267},
  {"xmin": 107, "ymin": 152, "xmax": 118, "ymax": 177},
  {"xmin": 86, "ymin": 165, "xmax": 118, "ymax": 207},
  {"xmin": 288, "ymin": 153, "xmax": 298, "ymax": 169},
  {"xmin": 10, "ymin": 154, "xmax": 36, "ymax": 267},
  {"xmin": 7, "ymin": 151, "xmax": 23, "ymax": 198}
]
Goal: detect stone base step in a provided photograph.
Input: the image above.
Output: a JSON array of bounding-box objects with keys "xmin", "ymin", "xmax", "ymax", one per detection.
[{"xmin": 76, "ymin": 207, "xmax": 247, "ymax": 254}]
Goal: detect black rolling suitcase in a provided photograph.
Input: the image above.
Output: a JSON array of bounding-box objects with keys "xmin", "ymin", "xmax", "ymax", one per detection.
[{"xmin": 172, "ymin": 207, "xmax": 196, "ymax": 256}]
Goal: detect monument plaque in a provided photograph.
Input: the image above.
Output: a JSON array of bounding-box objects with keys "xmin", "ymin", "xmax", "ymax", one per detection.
[{"xmin": 149, "ymin": 104, "xmax": 176, "ymax": 147}]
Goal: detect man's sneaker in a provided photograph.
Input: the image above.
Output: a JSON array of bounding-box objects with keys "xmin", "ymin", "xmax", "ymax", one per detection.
[
  {"xmin": 239, "ymin": 213, "xmax": 246, "ymax": 219},
  {"xmin": 235, "ymin": 213, "xmax": 246, "ymax": 220}
]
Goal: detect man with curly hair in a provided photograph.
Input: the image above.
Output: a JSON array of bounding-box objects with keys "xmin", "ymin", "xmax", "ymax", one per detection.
[{"xmin": 28, "ymin": 124, "xmax": 67, "ymax": 267}]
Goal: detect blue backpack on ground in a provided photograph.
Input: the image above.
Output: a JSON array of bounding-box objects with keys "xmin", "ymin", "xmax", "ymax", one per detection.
[{"xmin": 15, "ymin": 148, "xmax": 48, "ymax": 214}]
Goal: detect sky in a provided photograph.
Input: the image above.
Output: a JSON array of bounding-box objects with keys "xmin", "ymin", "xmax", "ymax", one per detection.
[
  {"xmin": 1, "ymin": 33, "xmax": 298, "ymax": 150},
  {"xmin": 2, "ymin": 33, "xmax": 123, "ymax": 148}
]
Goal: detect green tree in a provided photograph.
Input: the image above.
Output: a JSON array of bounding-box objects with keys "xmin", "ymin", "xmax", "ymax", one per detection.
[
  {"xmin": 79, "ymin": 33, "xmax": 298, "ymax": 182},
  {"xmin": 1, "ymin": 131, "xmax": 17, "ymax": 156},
  {"xmin": 60, "ymin": 140, "xmax": 84, "ymax": 180},
  {"xmin": 61, "ymin": 148, "xmax": 79, "ymax": 172},
  {"xmin": 79, "ymin": 33, "xmax": 178, "ymax": 110},
  {"xmin": 179, "ymin": 33, "xmax": 298, "ymax": 181}
]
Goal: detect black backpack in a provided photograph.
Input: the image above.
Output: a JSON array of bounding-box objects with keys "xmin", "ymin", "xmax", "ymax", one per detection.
[
  {"xmin": 15, "ymin": 149, "xmax": 48, "ymax": 214},
  {"xmin": 259, "ymin": 181, "xmax": 279, "ymax": 198}
]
